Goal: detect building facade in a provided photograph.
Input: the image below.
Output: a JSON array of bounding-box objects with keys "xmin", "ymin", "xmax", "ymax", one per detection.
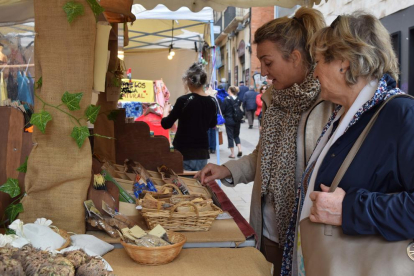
[{"xmin": 213, "ymin": 7, "xmax": 275, "ymax": 89}]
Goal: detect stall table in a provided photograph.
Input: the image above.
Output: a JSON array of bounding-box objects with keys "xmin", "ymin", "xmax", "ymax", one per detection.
[
  {"xmin": 87, "ymin": 202, "xmax": 255, "ymax": 248},
  {"xmin": 105, "ymin": 247, "xmax": 272, "ymax": 276}
]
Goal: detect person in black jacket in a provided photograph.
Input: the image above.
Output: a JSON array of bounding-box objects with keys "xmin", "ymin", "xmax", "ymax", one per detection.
[
  {"xmin": 161, "ymin": 63, "xmax": 217, "ymax": 171},
  {"xmin": 237, "ymin": 81, "xmax": 249, "ymax": 122},
  {"xmin": 222, "ymin": 86, "xmax": 242, "ymax": 158},
  {"xmin": 243, "ymin": 86, "xmax": 259, "ymax": 129}
]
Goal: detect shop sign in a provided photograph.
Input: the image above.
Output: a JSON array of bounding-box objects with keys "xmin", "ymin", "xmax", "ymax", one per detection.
[{"xmin": 120, "ymin": 79, "xmax": 155, "ymax": 102}]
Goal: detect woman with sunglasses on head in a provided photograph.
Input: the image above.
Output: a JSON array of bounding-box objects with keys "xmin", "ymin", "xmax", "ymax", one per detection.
[
  {"xmin": 283, "ymin": 12, "xmax": 414, "ymax": 276},
  {"xmin": 196, "ymin": 7, "xmax": 335, "ymax": 275}
]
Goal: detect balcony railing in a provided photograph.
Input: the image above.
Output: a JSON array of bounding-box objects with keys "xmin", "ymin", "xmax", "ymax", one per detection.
[
  {"xmin": 223, "ymin": 7, "xmax": 244, "ymax": 33},
  {"xmin": 214, "ymin": 16, "xmax": 222, "ymax": 41},
  {"xmin": 224, "ymin": 7, "xmax": 236, "ymax": 29}
]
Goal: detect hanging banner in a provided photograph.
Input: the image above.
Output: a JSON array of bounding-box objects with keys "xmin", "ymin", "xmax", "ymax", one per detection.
[{"xmin": 120, "ymin": 79, "xmax": 155, "ymax": 102}]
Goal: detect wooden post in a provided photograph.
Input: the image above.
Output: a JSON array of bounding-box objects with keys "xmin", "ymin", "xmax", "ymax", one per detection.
[{"xmin": 93, "ymin": 23, "xmax": 120, "ymax": 162}]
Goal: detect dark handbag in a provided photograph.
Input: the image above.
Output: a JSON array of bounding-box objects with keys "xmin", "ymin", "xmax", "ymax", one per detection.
[{"xmin": 301, "ymin": 94, "xmax": 414, "ymax": 276}]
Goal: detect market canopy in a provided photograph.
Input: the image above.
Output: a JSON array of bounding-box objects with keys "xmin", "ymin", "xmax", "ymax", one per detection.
[
  {"xmin": 0, "ymin": 0, "xmax": 324, "ymax": 24},
  {"xmin": 123, "ymin": 4, "xmax": 213, "ymax": 52},
  {"xmin": 133, "ymin": 0, "xmax": 323, "ymax": 12}
]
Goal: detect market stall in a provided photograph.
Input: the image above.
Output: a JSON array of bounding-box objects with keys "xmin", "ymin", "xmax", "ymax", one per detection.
[{"xmin": 0, "ymin": 0, "xmax": 319, "ymax": 275}]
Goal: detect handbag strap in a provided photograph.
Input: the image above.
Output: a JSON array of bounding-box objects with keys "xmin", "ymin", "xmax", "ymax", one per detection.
[
  {"xmin": 329, "ymin": 94, "xmax": 413, "ymax": 192},
  {"xmin": 212, "ymin": 96, "xmax": 223, "ymax": 116}
]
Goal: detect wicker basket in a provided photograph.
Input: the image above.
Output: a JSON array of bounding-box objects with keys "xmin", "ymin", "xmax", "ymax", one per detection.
[
  {"xmin": 50, "ymin": 226, "xmax": 71, "ymax": 251},
  {"xmin": 121, "ymin": 231, "xmax": 186, "ymax": 265},
  {"xmin": 140, "ymin": 184, "xmax": 182, "ymax": 199},
  {"xmin": 142, "ymin": 201, "xmax": 222, "ymax": 232},
  {"xmin": 169, "ymin": 194, "xmax": 208, "ymax": 205}
]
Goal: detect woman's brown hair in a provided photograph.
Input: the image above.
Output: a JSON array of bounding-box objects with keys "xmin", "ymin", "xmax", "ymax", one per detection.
[
  {"xmin": 228, "ymin": 86, "xmax": 238, "ymax": 95},
  {"xmin": 259, "ymin": 85, "xmax": 268, "ymax": 93},
  {"xmin": 310, "ymin": 12, "xmax": 399, "ymax": 85},
  {"xmin": 254, "ymin": 7, "xmax": 326, "ymax": 70}
]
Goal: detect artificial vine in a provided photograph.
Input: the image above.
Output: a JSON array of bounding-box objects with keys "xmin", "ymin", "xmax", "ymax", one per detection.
[
  {"xmin": 86, "ymin": 0, "xmax": 105, "ymax": 21},
  {"xmin": 63, "ymin": 1, "xmax": 85, "ymax": 23},
  {"xmin": 63, "ymin": 0, "xmax": 104, "ymax": 24},
  {"xmin": 30, "ymin": 77, "xmax": 113, "ymax": 149},
  {"xmin": 0, "ymin": 159, "xmax": 27, "ymax": 233}
]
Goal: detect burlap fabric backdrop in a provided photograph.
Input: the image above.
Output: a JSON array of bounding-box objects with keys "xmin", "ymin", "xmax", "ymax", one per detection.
[{"xmin": 20, "ymin": 0, "xmax": 96, "ymax": 233}]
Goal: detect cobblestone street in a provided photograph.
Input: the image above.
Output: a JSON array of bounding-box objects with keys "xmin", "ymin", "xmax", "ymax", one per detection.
[{"xmin": 207, "ymin": 119, "xmax": 261, "ymax": 222}]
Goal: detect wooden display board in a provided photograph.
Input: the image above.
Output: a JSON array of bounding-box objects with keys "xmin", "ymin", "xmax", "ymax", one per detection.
[
  {"xmin": 114, "ymin": 109, "xmax": 184, "ymax": 173},
  {"xmin": 0, "ymin": 107, "xmax": 33, "ymax": 219}
]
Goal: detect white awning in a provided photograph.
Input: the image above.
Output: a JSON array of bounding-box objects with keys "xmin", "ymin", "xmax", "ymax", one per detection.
[
  {"xmin": 133, "ymin": 0, "xmax": 322, "ymax": 12},
  {"xmin": 132, "ymin": 4, "xmax": 213, "ymax": 21},
  {"xmin": 124, "ymin": 4, "xmax": 213, "ymax": 52},
  {"xmin": 0, "ymin": 0, "xmax": 323, "ymax": 24}
]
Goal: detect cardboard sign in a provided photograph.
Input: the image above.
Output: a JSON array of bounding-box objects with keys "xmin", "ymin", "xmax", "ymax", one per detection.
[{"xmin": 119, "ymin": 79, "xmax": 154, "ymax": 102}]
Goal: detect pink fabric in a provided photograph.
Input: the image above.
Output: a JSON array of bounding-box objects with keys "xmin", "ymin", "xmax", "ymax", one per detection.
[
  {"xmin": 154, "ymin": 80, "xmax": 170, "ymax": 108},
  {"xmin": 255, "ymin": 94, "xmax": 263, "ymax": 116},
  {"xmin": 135, "ymin": 113, "xmax": 169, "ymax": 139}
]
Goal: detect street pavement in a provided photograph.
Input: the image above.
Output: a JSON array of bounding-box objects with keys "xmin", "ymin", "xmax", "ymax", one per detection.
[{"xmin": 207, "ymin": 119, "xmax": 260, "ymax": 222}]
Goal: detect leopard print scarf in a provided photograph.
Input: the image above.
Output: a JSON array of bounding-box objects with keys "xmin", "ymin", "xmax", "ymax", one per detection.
[{"xmin": 260, "ymin": 71, "xmax": 320, "ymax": 245}]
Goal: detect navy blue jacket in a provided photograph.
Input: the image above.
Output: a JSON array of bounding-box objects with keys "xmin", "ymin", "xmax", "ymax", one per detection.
[
  {"xmin": 222, "ymin": 96, "xmax": 240, "ymax": 126},
  {"xmin": 237, "ymin": 85, "xmax": 248, "ymax": 106},
  {"xmin": 314, "ymin": 96, "xmax": 414, "ymax": 241},
  {"xmin": 243, "ymin": 90, "xmax": 259, "ymax": 111}
]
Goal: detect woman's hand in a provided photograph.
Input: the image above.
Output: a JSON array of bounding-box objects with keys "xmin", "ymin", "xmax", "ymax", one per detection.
[
  {"xmin": 309, "ymin": 184, "xmax": 346, "ymax": 226},
  {"xmin": 194, "ymin": 164, "xmax": 231, "ymax": 185},
  {"xmin": 163, "ymin": 102, "xmax": 172, "ymax": 117}
]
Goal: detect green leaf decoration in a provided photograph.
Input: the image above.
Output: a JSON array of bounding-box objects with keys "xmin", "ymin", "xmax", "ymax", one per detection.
[
  {"xmin": 17, "ymin": 157, "xmax": 28, "ymax": 173},
  {"xmin": 6, "ymin": 203, "xmax": 23, "ymax": 223},
  {"xmin": 85, "ymin": 0, "xmax": 105, "ymax": 21},
  {"xmin": 0, "ymin": 178, "xmax": 20, "ymax": 198},
  {"xmin": 85, "ymin": 105, "xmax": 101, "ymax": 124},
  {"xmin": 63, "ymin": 1, "xmax": 85, "ymax": 23},
  {"xmin": 71, "ymin": 126, "xmax": 90, "ymax": 148},
  {"xmin": 30, "ymin": 110, "xmax": 52, "ymax": 134},
  {"xmin": 107, "ymin": 110, "xmax": 120, "ymax": 121},
  {"xmin": 35, "ymin": 76, "xmax": 42, "ymax": 90},
  {"xmin": 112, "ymin": 77, "xmax": 121, "ymax": 88},
  {"xmin": 5, "ymin": 228, "xmax": 16, "ymax": 235},
  {"xmin": 62, "ymin": 91, "xmax": 83, "ymax": 111},
  {"xmin": 93, "ymin": 133, "xmax": 114, "ymax": 140}
]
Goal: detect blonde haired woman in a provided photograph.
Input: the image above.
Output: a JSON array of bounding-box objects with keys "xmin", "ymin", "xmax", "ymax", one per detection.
[
  {"xmin": 196, "ymin": 7, "xmax": 333, "ymax": 275},
  {"xmin": 284, "ymin": 12, "xmax": 414, "ymax": 276}
]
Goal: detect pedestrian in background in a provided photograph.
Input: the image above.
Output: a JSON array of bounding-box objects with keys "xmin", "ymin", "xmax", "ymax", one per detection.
[
  {"xmin": 222, "ymin": 86, "xmax": 243, "ymax": 158},
  {"xmin": 219, "ymin": 78, "xmax": 229, "ymax": 91},
  {"xmin": 237, "ymin": 81, "xmax": 249, "ymax": 103},
  {"xmin": 215, "ymin": 84, "xmax": 228, "ymax": 108},
  {"xmin": 243, "ymin": 85, "xmax": 259, "ymax": 129},
  {"xmin": 161, "ymin": 62, "xmax": 217, "ymax": 171},
  {"xmin": 256, "ymin": 85, "xmax": 267, "ymax": 128},
  {"xmin": 238, "ymin": 81, "xmax": 249, "ymax": 122}
]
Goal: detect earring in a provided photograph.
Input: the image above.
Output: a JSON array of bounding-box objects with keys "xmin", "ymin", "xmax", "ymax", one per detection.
[{"xmin": 340, "ymin": 68, "xmax": 343, "ymax": 72}]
